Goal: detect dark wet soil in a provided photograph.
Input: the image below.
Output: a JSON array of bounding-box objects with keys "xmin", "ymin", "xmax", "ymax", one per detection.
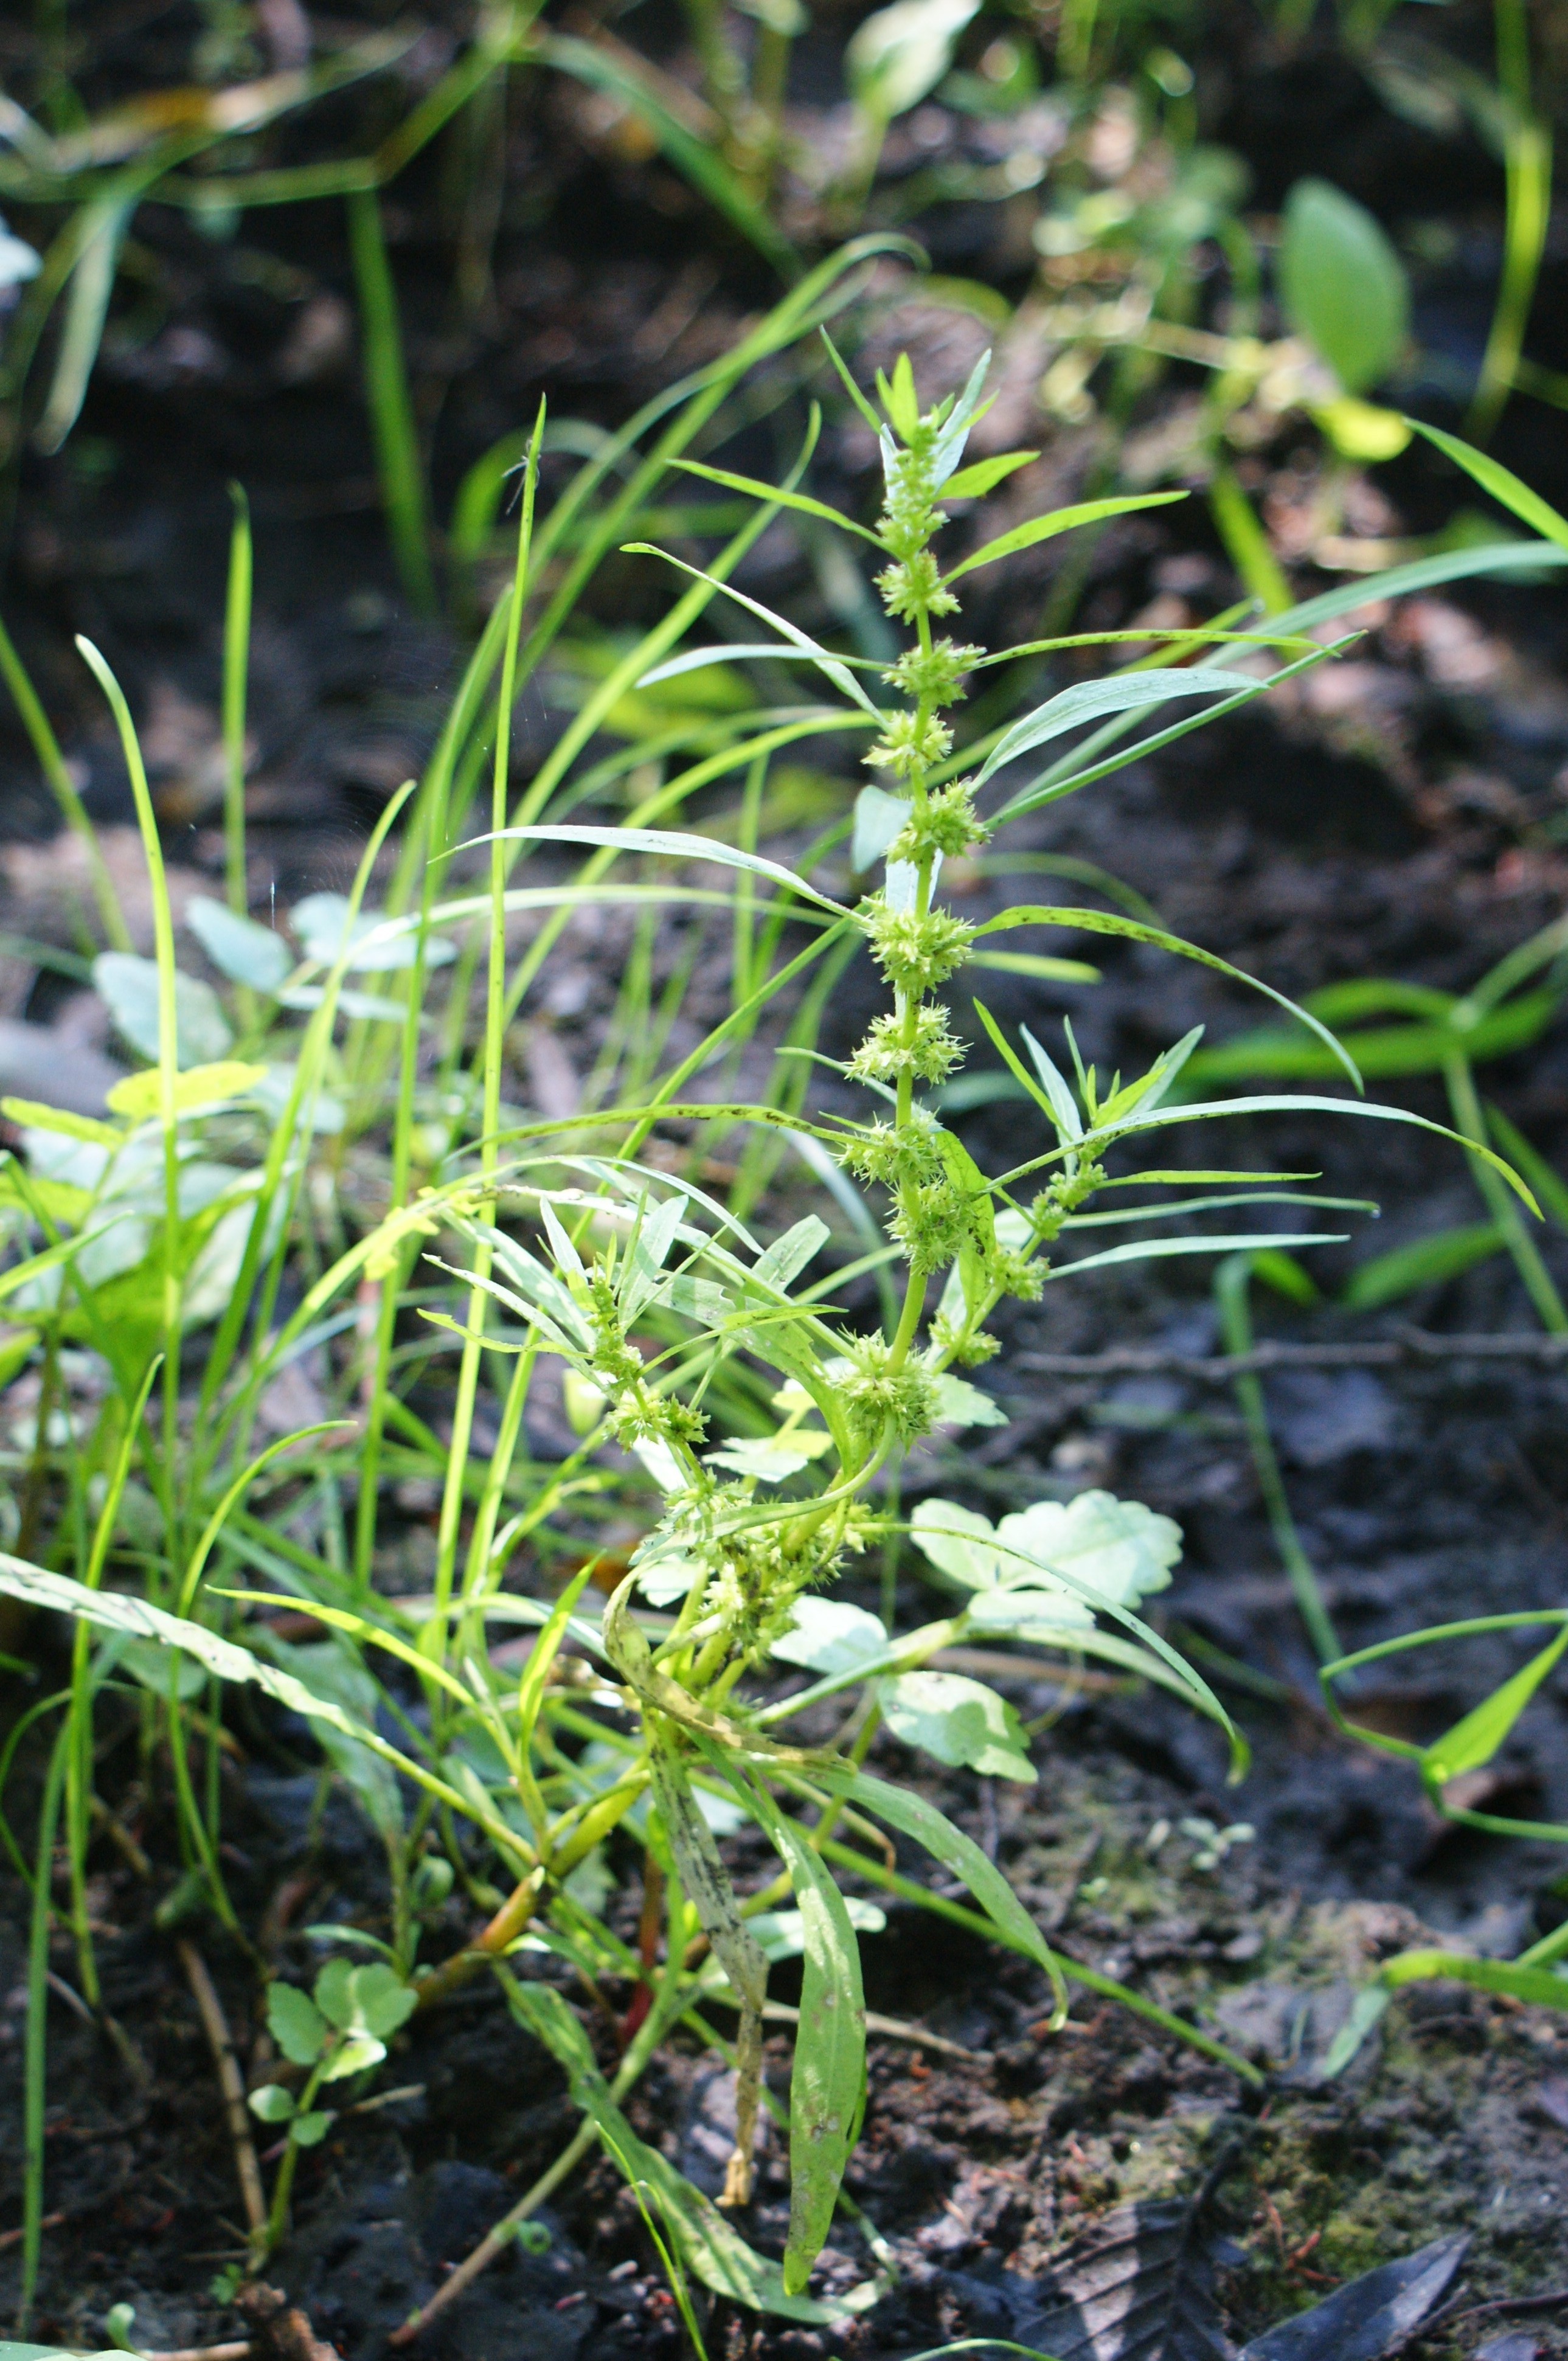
[{"xmin": 5, "ymin": 1, "xmax": 1568, "ymax": 2353}]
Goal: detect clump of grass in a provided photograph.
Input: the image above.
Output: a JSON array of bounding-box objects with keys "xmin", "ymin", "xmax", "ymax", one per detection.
[{"xmin": 0, "ymin": 269, "xmax": 1556, "ymax": 2338}]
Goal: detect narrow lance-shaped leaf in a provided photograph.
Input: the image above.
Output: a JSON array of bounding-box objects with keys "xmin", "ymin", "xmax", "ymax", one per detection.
[
  {"xmin": 647, "ymin": 1742, "xmax": 769, "ymax": 2205},
  {"xmin": 619, "ymin": 546, "xmax": 886, "ymax": 717},
  {"xmin": 974, "ymin": 666, "xmax": 1272, "ymax": 786},
  {"xmin": 943, "ymin": 491, "xmax": 1186, "ymax": 586},
  {"xmin": 0, "ymin": 1556, "xmax": 530, "ymax": 1862},
  {"xmin": 1423, "ymin": 1621, "xmax": 1568, "ymax": 1791},
  {"xmin": 670, "ymin": 456, "xmax": 886, "ymax": 544},
  {"xmin": 1056, "ymin": 1094, "xmax": 1539, "ymax": 1213},
  {"xmin": 496, "ymin": 1972, "xmax": 859, "ymax": 2324},
  {"xmin": 477, "ymin": 825, "xmax": 853, "ymax": 917},
  {"xmin": 1404, "ymin": 419, "xmax": 1568, "ymax": 552},
  {"xmin": 726, "ymin": 1765, "xmax": 867, "ymax": 2297},
  {"xmin": 638, "ymin": 643, "xmax": 882, "ymax": 688},
  {"xmin": 813, "ymin": 1765, "xmax": 1069, "ymax": 2022},
  {"xmin": 974, "ymin": 906, "xmax": 1363, "ymax": 1089}
]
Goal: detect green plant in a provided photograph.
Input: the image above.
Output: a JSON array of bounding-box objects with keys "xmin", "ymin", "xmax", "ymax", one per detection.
[
  {"xmin": 0, "ymin": 285, "xmax": 1556, "ymax": 2336},
  {"xmin": 249, "ymin": 1957, "xmax": 418, "ymax": 2257}
]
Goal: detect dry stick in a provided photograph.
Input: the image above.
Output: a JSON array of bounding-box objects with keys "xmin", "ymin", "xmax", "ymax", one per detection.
[
  {"xmin": 141, "ymin": 2345, "xmax": 252, "ymax": 2361},
  {"xmin": 387, "ymin": 2118, "xmax": 597, "ymax": 2345},
  {"xmin": 1017, "ymin": 1327, "xmax": 1568, "ymax": 1385},
  {"xmin": 178, "ymin": 1940, "xmax": 268, "ymax": 2249}
]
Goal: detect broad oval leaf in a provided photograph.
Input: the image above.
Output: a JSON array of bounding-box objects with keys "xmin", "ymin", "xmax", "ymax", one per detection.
[
  {"xmin": 185, "ymin": 895, "xmax": 292, "ymax": 991},
  {"xmin": 1278, "ymin": 177, "xmax": 1409, "ymax": 395},
  {"xmin": 93, "ymin": 953, "xmax": 232, "ymax": 1067},
  {"xmin": 290, "ymin": 892, "xmax": 456, "ymax": 973},
  {"xmin": 881, "ymin": 1669, "xmax": 1036, "ymax": 1781}
]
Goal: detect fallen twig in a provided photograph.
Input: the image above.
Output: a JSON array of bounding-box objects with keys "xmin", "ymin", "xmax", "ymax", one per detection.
[
  {"xmin": 178, "ymin": 1940, "xmax": 268, "ymax": 2250},
  {"xmin": 0, "ymin": 2209, "xmax": 65, "ymax": 2249},
  {"xmin": 1018, "ymin": 1326, "xmax": 1568, "ymax": 1385},
  {"xmin": 387, "ymin": 2120, "xmax": 598, "ymax": 2344},
  {"xmin": 1386, "ymin": 2280, "xmax": 1568, "ymax": 2356},
  {"xmin": 142, "ymin": 2343, "xmax": 252, "ymax": 2361}
]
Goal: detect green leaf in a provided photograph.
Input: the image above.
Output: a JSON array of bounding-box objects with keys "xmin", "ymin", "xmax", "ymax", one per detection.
[
  {"xmin": 0, "ymin": 1556, "xmax": 527, "ymax": 1858},
  {"xmin": 247, "ymin": 2082, "xmax": 297, "ymax": 2123},
  {"xmin": 1319, "ymin": 1984, "xmax": 1392, "ymax": 2079},
  {"xmin": 1485, "ymin": 1103, "xmax": 1568, "ymax": 1236},
  {"xmin": 1423, "ymin": 1623, "xmax": 1568, "ymax": 1789},
  {"xmin": 1181, "ymin": 990, "xmax": 1559, "ymax": 1086},
  {"xmin": 770, "ymin": 1818, "xmax": 867, "ymax": 2295},
  {"xmin": 617, "ymin": 547, "xmax": 885, "ymax": 718},
  {"xmin": 1342, "ymin": 1222, "xmax": 1504, "ymax": 1311},
  {"xmin": 268, "ymin": 1981, "xmax": 328, "ymax": 2065},
  {"xmin": 969, "ymin": 949, "xmax": 1100, "ymax": 983},
  {"xmin": 318, "ymin": 1958, "xmax": 417, "ymax": 2040},
  {"xmin": 1271, "ymin": 540, "xmax": 1568, "ymax": 634},
  {"xmin": 752, "ymin": 1215, "xmax": 830, "ymax": 1294},
  {"xmin": 1060, "ymin": 1229, "xmax": 1347, "ymax": 1280},
  {"xmin": 772, "ymin": 1597, "xmax": 888, "ymax": 1675},
  {"xmin": 670, "ymin": 459, "xmax": 884, "ymax": 544},
  {"xmin": 1076, "ymin": 1093, "xmax": 1536, "ymax": 1214},
  {"xmin": 1403, "ymin": 420, "xmax": 1568, "ymax": 552},
  {"xmin": 117, "ymin": 1635, "xmax": 207, "ymax": 1702},
  {"xmin": 1278, "ymin": 178, "xmax": 1409, "ymax": 394},
  {"xmin": 319, "ymin": 2032, "xmax": 387, "ymax": 2081},
  {"xmin": 290, "ymin": 893, "xmax": 454, "ymax": 974},
  {"xmin": 852, "ymin": 785, "xmax": 912, "ymax": 872},
  {"xmin": 819, "ymin": 1766, "xmax": 1067, "ymax": 2017},
  {"xmin": 36, "ymin": 194, "xmax": 134, "ymax": 456},
  {"xmin": 498, "ymin": 1971, "xmax": 858, "ymax": 2323},
  {"xmin": 944, "ymin": 492, "xmax": 1185, "ymax": 587},
  {"xmin": 93, "ymin": 953, "xmax": 232, "ymax": 1067},
  {"xmin": 881, "ymin": 1669, "xmax": 1036, "ymax": 1781},
  {"xmin": 185, "ymin": 896, "xmax": 292, "ymax": 992},
  {"xmin": 932, "ymin": 1373, "xmax": 1007, "ymax": 1427},
  {"xmin": 1379, "ymin": 1948, "xmax": 1568, "ymax": 2012},
  {"xmin": 484, "ymin": 825, "xmax": 852, "ymax": 917},
  {"xmin": 975, "ymin": 904, "xmax": 1362, "ymax": 1088},
  {"xmin": 1, "ymin": 1101, "xmax": 122, "ymax": 1148},
  {"xmin": 106, "ymin": 1060, "xmax": 269, "ymax": 1123},
  {"xmin": 974, "ymin": 661, "xmax": 1261, "ymax": 785},
  {"xmin": 940, "ymin": 450, "xmax": 1039, "ymax": 499},
  {"xmin": 847, "ymin": 0, "xmax": 980, "ymax": 122},
  {"xmin": 290, "ymin": 2109, "xmax": 335, "ymax": 2146}
]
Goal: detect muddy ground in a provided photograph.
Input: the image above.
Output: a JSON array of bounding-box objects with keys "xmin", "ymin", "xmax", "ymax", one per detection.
[{"xmin": 4, "ymin": 2, "xmax": 1568, "ymax": 2354}]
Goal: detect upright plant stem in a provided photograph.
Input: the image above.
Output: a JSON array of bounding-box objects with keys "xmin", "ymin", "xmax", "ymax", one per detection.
[
  {"xmin": 1215, "ymin": 1254, "xmax": 1341, "ymax": 1667},
  {"xmin": 222, "ymin": 487, "xmax": 252, "ymax": 919},
  {"xmin": 1445, "ymin": 1053, "xmax": 1567, "ymax": 1331},
  {"xmin": 20, "ymin": 1723, "xmax": 68, "ymax": 2334},
  {"xmin": 346, "ymin": 186, "xmax": 437, "ymax": 614},
  {"xmin": 434, "ymin": 409, "xmax": 544, "ymax": 1673},
  {"xmin": 75, "ymin": 640, "xmax": 184, "ymax": 1557},
  {"xmin": 0, "ymin": 613, "xmax": 131, "ymax": 951},
  {"xmin": 1469, "ymin": 0, "xmax": 1552, "ymax": 442}
]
